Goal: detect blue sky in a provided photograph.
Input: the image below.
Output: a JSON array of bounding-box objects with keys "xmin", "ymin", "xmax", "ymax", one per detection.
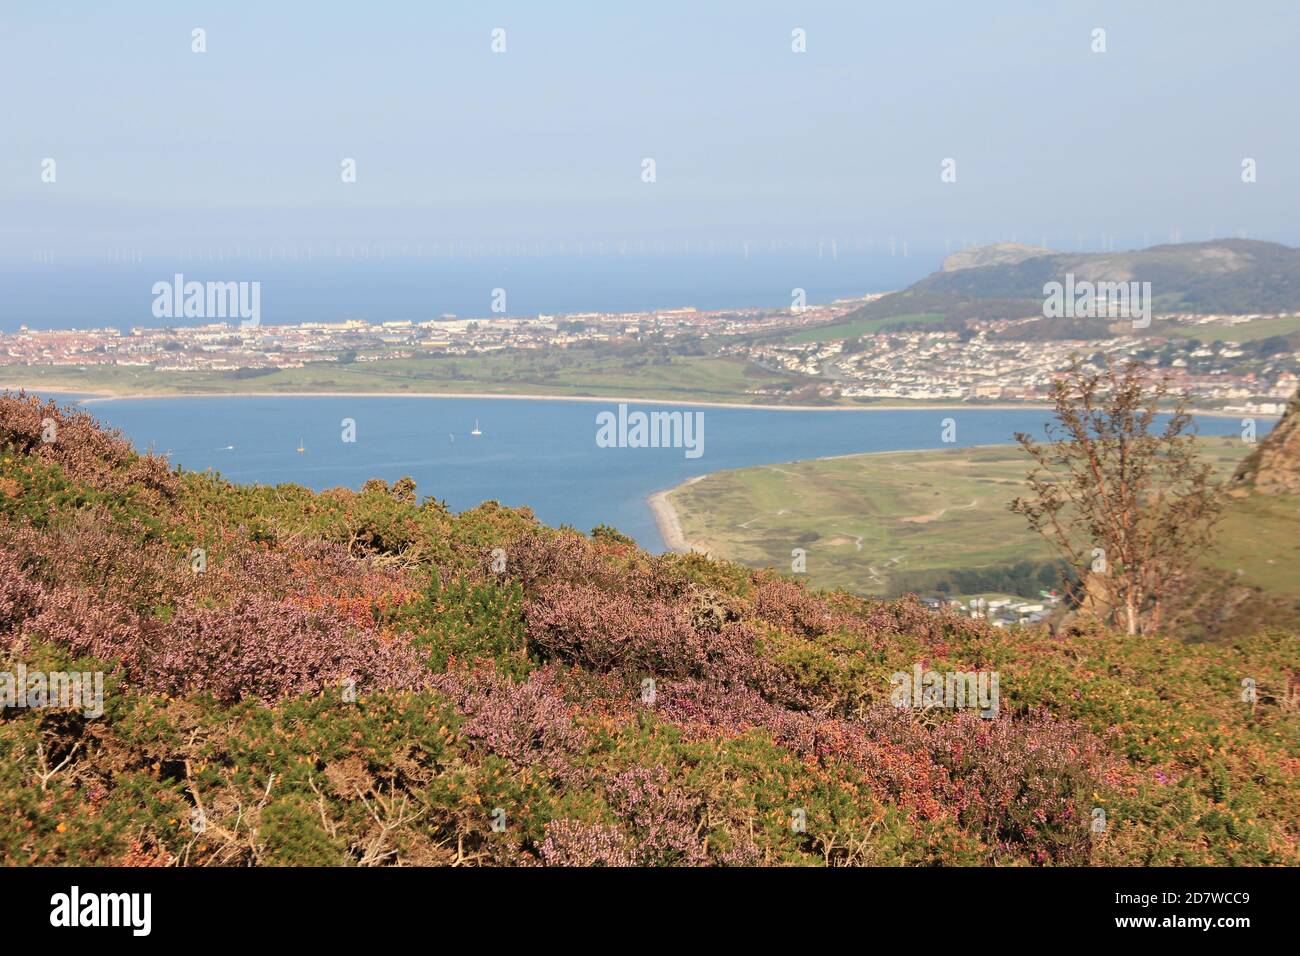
[{"xmin": 2, "ymin": 0, "xmax": 1298, "ymax": 256}]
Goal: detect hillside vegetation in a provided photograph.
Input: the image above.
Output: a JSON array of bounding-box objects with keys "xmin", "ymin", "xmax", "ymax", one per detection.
[
  {"xmin": 838, "ymin": 239, "xmax": 1300, "ymax": 335},
  {"xmin": 0, "ymin": 392, "xmax": 1296, "ymax": 866}
]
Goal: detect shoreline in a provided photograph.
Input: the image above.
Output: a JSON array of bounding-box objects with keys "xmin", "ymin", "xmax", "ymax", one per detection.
[
  {"xmin": 646, "ymin": 445, "xmax": 1018, "ymax": 556},
  {"xmin": 647, "ymin": 477, "xmax": 708, "ymax": 555},
  {"xmin": 7, "ymin": 380, "xmax": 1268, "ymax": 557},
  {"xmin": 645, "ymin": 433, "xmax": 1264, "ymax": 556},
  {"xmin": 0, "ymin": 382, "xmax": 1265, "ymax": 419},
  {"xmin": 2, "ymin": 382, "xmax": 1052, "ymax": 413}
]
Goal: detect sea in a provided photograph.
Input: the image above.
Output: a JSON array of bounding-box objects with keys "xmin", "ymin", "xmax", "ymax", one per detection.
[{"xmin": 0, "ymin": 247, "xmax": 935, "ymax": 332}]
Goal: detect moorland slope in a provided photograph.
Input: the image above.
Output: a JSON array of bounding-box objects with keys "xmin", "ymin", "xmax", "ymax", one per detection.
[{"xmin": 0, "ymin": 391, "xmax": 1295, "ymax": 866}]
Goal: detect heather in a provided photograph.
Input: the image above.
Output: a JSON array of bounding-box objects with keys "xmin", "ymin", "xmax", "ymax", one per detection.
[{"xmin": 0, "ymin": 391, "xmax": 1295, "ymax": 866}]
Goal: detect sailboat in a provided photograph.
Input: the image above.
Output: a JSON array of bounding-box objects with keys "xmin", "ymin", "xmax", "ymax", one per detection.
[
  {"xmin": 297, "ymin": 437, "xmax": 305, "ymax": 454},
  {"xmin": 470, "ymin": 419, "xmax": 482, "ymax": 436}
]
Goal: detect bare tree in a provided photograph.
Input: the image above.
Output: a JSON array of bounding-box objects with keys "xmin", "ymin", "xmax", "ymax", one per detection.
[{"xmin": 1010, "ymin": 358, "xmax": 1221, "ymax": 635}]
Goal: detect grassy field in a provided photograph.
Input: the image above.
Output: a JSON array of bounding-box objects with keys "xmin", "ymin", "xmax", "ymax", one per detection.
[
  {"xmin": 1203, "ymin": 491, "xmax": 1300, "ymax": 593},
  {"xmin": 5, "ymin": 352, "xmax": 810, "ymax": 405},
  {"xmin": 668, "ymin": 438, "xmax": 1260, "ymax": 598},
  {"xmin": 1165, "ymin": 314, "xmax": 1300, "ymax": 342},
  {"xmin": 783, "ymin": 312, "xmax": 947, "ymax": 344}
]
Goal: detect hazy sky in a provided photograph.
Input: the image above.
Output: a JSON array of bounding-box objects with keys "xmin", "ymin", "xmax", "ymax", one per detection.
[{"xmin": 3, "ymin": 0, "xmax": 1298, "ymax": 255}]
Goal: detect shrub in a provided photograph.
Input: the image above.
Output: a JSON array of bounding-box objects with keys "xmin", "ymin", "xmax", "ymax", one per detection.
[{"xmin": 538, "ymin": 820, "xmax": 634, "ymax": 867}]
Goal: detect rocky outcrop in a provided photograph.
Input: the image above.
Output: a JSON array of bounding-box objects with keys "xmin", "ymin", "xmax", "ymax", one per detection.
[
  {"xmin": 939, "ymin": 242, "xmax": 1052, "ymax": 273},
  {"xmin": 1231, "ymin": 388, "xmax": 1300, "ymax": 495}
]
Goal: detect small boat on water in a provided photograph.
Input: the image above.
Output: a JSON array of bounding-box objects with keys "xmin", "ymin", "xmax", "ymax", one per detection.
[
  {"xmin": 470, "ymin": 419, "xmax": 482, "ymax": 436},
  {"xmin": 297, "ymin": 437, "xmax": 305, "ymax": 454}
]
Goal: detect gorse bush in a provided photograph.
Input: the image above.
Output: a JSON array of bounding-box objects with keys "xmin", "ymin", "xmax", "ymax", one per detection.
[
  {"xmin": 0, "ymin": 390, "xmax": 1295, "ymax": 867},
  {"xmin": 396, "ymin": 570, "xmax": 528, "ymax": 675}
]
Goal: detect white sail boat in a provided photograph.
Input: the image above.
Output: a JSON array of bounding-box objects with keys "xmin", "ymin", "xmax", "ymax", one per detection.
[{"xmin": 470, "ymin": 419, "xmax": 482, "ymax": 436}]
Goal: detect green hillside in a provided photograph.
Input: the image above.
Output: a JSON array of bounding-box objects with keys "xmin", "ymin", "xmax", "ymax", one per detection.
[
  {"xmin": 838, "ymin": 239, "xmax": 1300, "ymax": 328},
  {"xmin": 669, "ymin": 438, "xmax": 1260, "ymax": 599}
]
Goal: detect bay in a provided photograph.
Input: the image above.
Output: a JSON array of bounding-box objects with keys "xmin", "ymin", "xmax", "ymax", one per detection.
[{"xmin": 65, "ymin": 395, "xmax": 1262, "ymax": 553}]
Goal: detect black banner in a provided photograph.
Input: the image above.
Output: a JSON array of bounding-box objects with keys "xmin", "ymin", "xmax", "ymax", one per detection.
[{"xmin": 2, "ymin": 866, "xmax": 1282, "ymax": 943}]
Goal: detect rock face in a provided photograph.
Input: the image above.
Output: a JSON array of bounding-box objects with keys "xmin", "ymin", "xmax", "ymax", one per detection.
[
  {"xmin": 915, "ymin": 239, "xmax": 1300, "ymax": 315},
  {"xmin": 1232, "ymin": 388, "xmax": 1300, "ymax": 495},
  {"xmin": 939, "ymin": 242, "xmax": 1052, "ymax": 273}
]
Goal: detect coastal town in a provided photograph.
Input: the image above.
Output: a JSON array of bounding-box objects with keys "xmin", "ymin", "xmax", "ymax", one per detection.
[
  {"xmin": 0, "ymin": 296, "xmax": 866, "ymax": 377},
  {"xmin": 741, "ymin": 314, "xmax": 1299, "ymax": 412},
  {"xmin": 923, "ymin": 594, "xmax": 1060, "ymax": 628},
  {"xmin": 2, "ymin": 295, "xmax": 1297, "ymax": 413}
]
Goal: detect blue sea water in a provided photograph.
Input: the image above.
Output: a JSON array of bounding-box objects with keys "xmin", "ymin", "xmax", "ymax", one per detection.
[
  {"xmin": 58, "ymin": 395, "xmax": 1263, "ymax": 553},
  {"xmin": 0, "ymin": 248, "xmax": 933, "ymax": 332}
]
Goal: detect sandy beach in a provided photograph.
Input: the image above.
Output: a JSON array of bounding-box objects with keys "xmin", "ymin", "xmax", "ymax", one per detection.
[
  {"xmin": 3, "ymin": 382, "xmax": 1058, "ymax": 413},
  {"xmin": 647, "ymin": 477, "xmax": 708, "ymax": 554},
  {"xmin": 2, "ymin": 381, "xmax": 1262, "ymax": 420}
]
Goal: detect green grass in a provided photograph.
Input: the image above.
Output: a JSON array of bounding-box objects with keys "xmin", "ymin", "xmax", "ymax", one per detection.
[
  {"xmin": 6, "ymin": 353, "xmax": 806, "ymax": 405},
  {"xmin": 1165, "ymin": 314, "xmax": 1300, "ymax": 343},
  {"xmin": 669, "ymin": 438, "xmax": 1256, "ymax": 597},
  {"xmin": 1204, "ymin": 492, "xmax": 1300, "ymax": 594},
  {"xmin": 783, "ymin": 312, "xmax": 947, "ymax": 345}
]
